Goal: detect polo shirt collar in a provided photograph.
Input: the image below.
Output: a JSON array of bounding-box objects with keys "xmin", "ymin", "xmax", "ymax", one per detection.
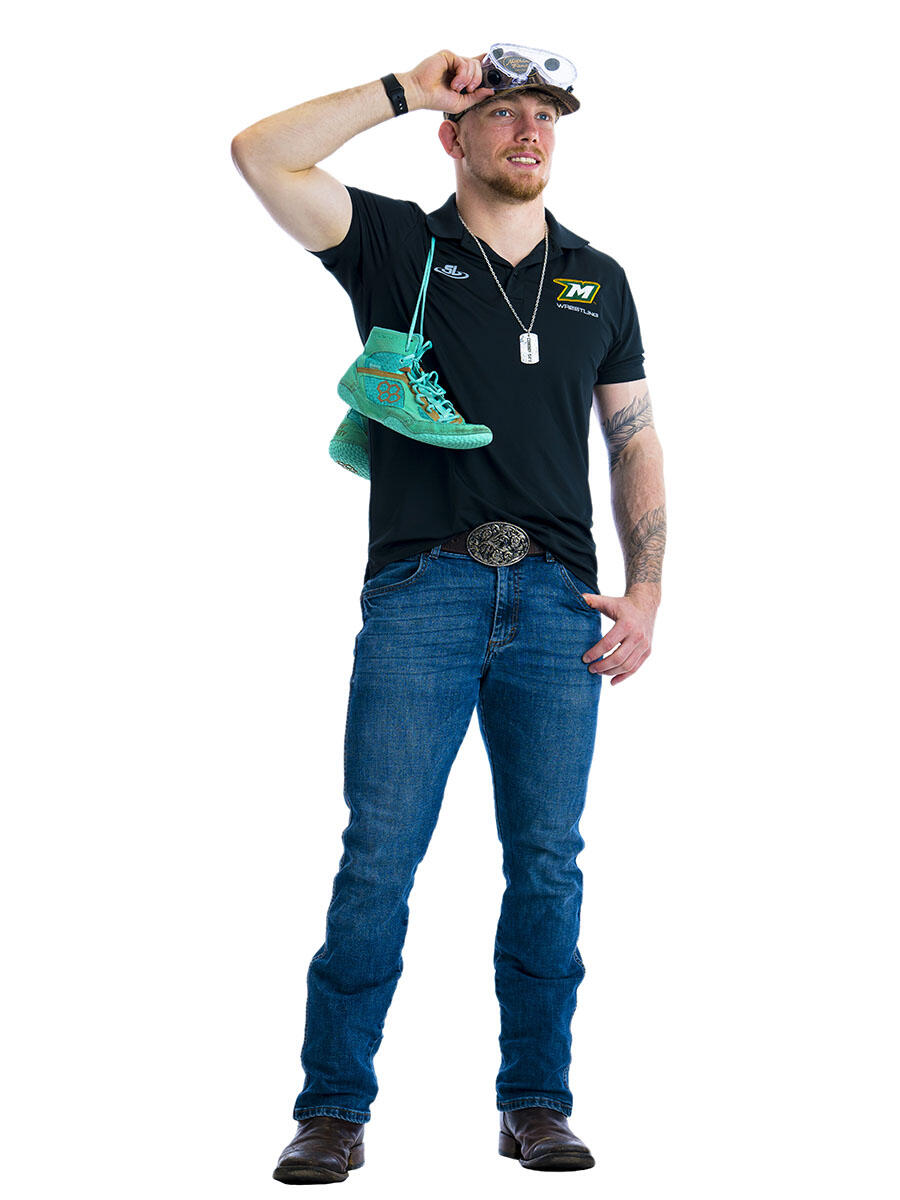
[{"xmin": 425, "ymin": 192, "xmax": 589, "ymax": 255}]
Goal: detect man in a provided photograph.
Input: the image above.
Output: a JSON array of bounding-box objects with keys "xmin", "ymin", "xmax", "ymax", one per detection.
[{"xmin": 231, "ymin": 45, "xmax": 666, "ymax": 1183}]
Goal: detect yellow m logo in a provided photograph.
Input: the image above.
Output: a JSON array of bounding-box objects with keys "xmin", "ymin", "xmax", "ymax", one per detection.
[{"xmin": 553, "ymin": 278, "xmax": 601, "ymax": 303}]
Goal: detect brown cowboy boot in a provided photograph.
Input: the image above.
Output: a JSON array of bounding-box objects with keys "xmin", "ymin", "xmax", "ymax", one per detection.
[
  {"xmin": 272, "ymin": 1115, "xmax": 366, "ymax": 1184},
  {"xmin": 499, "ymin": 1106, "xmax": 595, "ymax": 1171}
]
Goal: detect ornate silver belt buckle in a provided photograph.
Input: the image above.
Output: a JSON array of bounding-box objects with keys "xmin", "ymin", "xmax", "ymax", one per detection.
[{"xmin": 466, "ymin": 521, "xmax": 531, "ymax": 567}]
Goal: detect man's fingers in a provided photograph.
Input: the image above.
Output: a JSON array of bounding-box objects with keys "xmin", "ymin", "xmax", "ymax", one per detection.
[
  {"xmin": 466, "ymin": 51, "xmax": 488, "ymax": 77},
  {"xmin": 586, "ymin": 637, "xmax": 627, "ymax": 672},
  {"xmin": 583, "ymin": 633, "xmax": 616, "ymax": 664},
  {"xmin": 610, "ymin": 647, "xmax": 651, "ymax": 684},
  {"xmin": 591, "ymin": 640, "xmax": 645, "ymax": 677},
  {"xmin": 457, "ymin": 52, "xmax": 488, "ymax": 94},
  {"xmin": 451, "ymin": 55, "xmax": 473, "ymax": 89}
]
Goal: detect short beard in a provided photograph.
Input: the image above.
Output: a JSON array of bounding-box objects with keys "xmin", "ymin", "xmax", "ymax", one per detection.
[{"xmin": 466, "ymin": 157, "xmax": 549, "ymax": 202}]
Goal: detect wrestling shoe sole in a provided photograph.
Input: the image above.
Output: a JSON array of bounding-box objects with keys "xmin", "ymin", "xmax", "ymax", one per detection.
[{"xmin": 338, "ymin": 381, "xmax": 492, "ymax": 449}]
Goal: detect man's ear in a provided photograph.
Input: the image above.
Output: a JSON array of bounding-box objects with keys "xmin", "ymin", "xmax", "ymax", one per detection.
[{"xmin": 438, "ymin": 118, "xmax": 465, "ymax": 159}]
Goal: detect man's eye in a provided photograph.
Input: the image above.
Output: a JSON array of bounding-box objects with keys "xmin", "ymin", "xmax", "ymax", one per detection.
[{"xmin": 492, "ymin": 108, "xmax": 554, "ymax": 120}]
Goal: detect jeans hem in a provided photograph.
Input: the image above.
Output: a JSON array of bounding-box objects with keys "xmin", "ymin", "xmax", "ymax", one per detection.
[
  {"xmin": 294, "ymin": 1105, "xmax": 371, "ymax": 1124},
  {"xmin": 497, "ymin": 1096, "xmax": 572, "ymax": 1116}
]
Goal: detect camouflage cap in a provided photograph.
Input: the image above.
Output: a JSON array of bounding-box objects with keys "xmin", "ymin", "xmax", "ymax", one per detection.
[{"xmin": 443, "ymin": 82, "xmax": 578, "ymax": 123}]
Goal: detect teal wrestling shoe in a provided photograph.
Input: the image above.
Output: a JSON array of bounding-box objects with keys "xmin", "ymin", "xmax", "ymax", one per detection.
[
  {"xmin": 336, "ymin": 238, "xmax": 493, "ymax": 451},
  {"xmin": 328, "ymin": 409, "xmax": 369, "ymax": 479}
]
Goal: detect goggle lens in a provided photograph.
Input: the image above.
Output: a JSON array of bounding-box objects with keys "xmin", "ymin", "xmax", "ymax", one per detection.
[{"xmin": 486, "ymin": 43, "xmax": 577, "ymax": 90}]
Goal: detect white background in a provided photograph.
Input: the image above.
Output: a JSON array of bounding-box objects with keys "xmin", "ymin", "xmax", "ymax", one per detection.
[{"xmin": 3, "ymin": 2, "xmax": 897, "ymax": 1197}]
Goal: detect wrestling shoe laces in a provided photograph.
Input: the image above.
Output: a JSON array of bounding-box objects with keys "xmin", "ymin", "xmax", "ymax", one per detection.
[
  {"xmin": 396, "ymin": 239, "xmax": 465, "ymax": 423},
  {"xmin": 398, "ymin": 338, "xmax": 460, "ymax": 423}
]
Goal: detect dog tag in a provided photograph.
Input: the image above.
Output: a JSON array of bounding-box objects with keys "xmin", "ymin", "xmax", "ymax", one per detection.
[{"xmin": 519, "ymin": 332, "xmax": 539, "ymax": 364}]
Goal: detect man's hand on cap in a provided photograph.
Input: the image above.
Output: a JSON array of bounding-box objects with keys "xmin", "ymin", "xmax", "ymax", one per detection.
[{"xmin": 399, "ymin": 50, "xmax": 495, "ymax": 115}]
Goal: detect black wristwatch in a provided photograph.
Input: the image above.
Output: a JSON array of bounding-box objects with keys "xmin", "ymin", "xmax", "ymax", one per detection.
[{"xmin": 381, "ymin": 73, "xmax": 409, "ymax": 116}]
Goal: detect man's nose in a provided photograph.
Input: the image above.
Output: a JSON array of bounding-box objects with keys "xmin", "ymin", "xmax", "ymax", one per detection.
[{"xmin": 515, "ymin": 114, "xmax": 544, "ymax": 139}]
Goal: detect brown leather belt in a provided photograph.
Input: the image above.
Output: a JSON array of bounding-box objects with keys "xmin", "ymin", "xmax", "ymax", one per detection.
[{"xmin": 440, "ymin": 521, "xmax": 545, "ymax": 567}]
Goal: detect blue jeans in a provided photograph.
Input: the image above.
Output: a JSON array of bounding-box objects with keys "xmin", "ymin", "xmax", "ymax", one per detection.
[{"xmin": 293, "ymin": 542, "xmax": 603, "ymax": 1123}]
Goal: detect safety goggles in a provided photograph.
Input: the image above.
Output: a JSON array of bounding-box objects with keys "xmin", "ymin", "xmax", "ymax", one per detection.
[
  {"xmin": 447, "ymin": 42, "xmax": 580, "ymax": 121},
  {"xmin": 481, "ymin": 43, "xmax": 577, "ymax": 93}
]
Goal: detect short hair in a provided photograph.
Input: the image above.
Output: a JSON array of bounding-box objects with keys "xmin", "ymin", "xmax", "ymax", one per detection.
[{"xmin": 444, "ymin": 87, "xmax": 563, "ymax": 124}]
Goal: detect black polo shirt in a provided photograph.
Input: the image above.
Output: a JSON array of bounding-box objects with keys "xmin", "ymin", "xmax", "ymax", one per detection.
[{"xmin": 306, "ymin": 186, "xmax": 646, "ymax": 593}]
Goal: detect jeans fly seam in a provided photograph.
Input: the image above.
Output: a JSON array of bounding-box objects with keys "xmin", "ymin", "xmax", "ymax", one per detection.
[{"xmin": 488, "ymin": 566, "xmax": 521, "ymax": 651}]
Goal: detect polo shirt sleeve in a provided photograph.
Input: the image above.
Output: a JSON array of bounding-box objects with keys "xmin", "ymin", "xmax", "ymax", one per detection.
[
  {"xmin": 595, "ymin": 266, "xmax": 646, "ymax": 384},
  {"xmin": 305, "ymin": 184, "xmax": 421, "ymax": 295}
]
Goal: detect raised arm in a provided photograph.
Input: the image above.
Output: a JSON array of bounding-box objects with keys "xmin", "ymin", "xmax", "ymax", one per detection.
[{"xmin": 229, "ymin": 50, "xmax": 495, "ymax": 252}]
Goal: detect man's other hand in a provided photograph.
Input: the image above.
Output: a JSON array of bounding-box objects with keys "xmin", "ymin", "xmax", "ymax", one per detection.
[{"xmin": 580, "ymin": 591, "xmax": 658, "ymax": 686}]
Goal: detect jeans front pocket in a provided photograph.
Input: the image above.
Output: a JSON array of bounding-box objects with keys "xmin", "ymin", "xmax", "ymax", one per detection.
[
  {"xmin": 361, "ymin": 553, "xmax": 431, "ymax": 600},
  {"xmin": 556, "ymin": 561, "xmax": 600, "ymax": 614}
]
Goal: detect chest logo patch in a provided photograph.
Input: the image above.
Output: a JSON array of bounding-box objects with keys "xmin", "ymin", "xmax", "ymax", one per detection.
[
  {"xmin": 553, "ymin": 278, "xmax": 601, "ymax": 303},
  {"xmin": 434, "ymin": 263, "xmax": 470, "ymax": 279}
]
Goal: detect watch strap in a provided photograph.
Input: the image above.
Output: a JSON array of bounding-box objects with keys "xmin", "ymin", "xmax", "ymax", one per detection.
[{"xmin": 381, "ymin": 73, "xmax": 408, "ymax": 117}]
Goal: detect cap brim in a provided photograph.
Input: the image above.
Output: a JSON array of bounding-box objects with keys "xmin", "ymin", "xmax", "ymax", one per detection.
[{"xmin": 443, "ymin": 82, "xmax": 580, "ymax": 122}]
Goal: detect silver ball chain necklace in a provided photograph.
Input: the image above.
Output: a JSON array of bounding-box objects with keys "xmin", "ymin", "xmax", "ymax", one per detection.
[{"xmin": 456, "ymin": 208, "xmax": 550, "ymax": 365}]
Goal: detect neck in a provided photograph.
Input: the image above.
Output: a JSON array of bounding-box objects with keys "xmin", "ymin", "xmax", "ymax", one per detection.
[{"xmin": 455, "ymin": 181, "xmax": 547, "ymax": 268}]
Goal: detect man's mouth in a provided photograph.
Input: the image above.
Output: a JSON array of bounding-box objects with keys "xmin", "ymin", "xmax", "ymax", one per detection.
[{"xmin": 506, "ymin": 154, "xmax": 541, "ymax": 168}]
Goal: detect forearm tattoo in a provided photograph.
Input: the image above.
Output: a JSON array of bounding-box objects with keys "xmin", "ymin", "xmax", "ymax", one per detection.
[
  {"xmin": 625, "ymin": 506, "xmax": 667, "ymax": 584},
  {"xmin": 602, "ymin": 391, "xmax": 654, "ymax": 473}
]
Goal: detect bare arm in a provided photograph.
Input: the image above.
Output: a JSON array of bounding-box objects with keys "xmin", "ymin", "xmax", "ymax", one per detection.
[
  {"xmin": 593, "ymin": 380, "xmax": 666, "ymax": 606},
  {"xmin": 229, "ymin": 50, "xmax": 495, "ymax": 252}
]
